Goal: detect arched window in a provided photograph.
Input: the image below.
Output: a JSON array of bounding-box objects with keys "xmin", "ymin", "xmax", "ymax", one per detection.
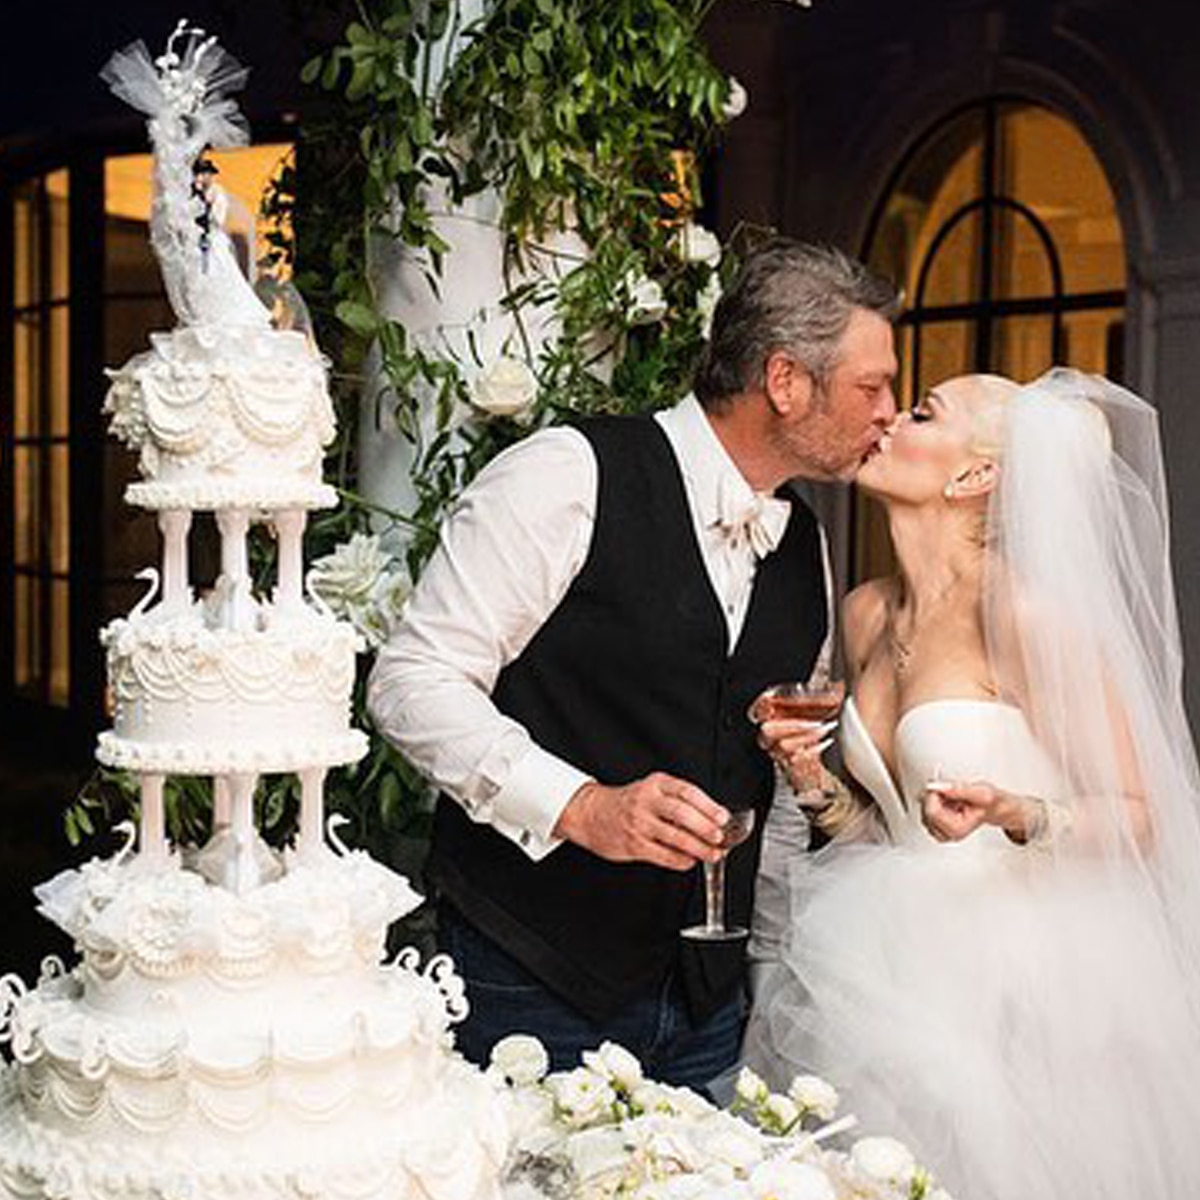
[
  {"xmin": 868, "ymin": 98, "xmax": 1125, "ymax": 404},
  {"xmin": 854, "ymin": 99, "xmax": 1126, "ymax": 577}
]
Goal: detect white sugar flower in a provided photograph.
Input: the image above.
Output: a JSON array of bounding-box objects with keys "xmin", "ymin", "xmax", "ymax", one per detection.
[
  {"xmin": 850, "ymin": 1136, "xmax": 918, "ymax": 1187},
  {"xmin": 723, "ymin": 76, "xmax": 749, "ymax": 120},
  {"xmin": 787, "ymin": 1075, "xmax": 839, "ymax": 1122},
  {"xmin": 735, "ymin": 1066, "xmax": 770, "ymax": 1107},
  {"xmin": 582, "ymin": 1041, "xmax": 644, "ymax": 1091},
  {"xmin": 489, "ymin": 1034, "xmax": 549, "ymax": 1085},
  {"xmin": 472, "ymin": 354, "xmax": 539, "ymax": 418},
  {"xmin": 676, "ymin": 221, "xmax": 723, "ymax": 268},
  {"xmin": 747, "ymin": 1158, "xmax": 837, "ymax": 1200},
  {"xmin": 549, "ymin": 1065, "xmax": 618, "ymax": 1127}
]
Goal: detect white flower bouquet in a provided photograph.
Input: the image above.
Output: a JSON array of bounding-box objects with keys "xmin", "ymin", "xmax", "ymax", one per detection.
[{"xmin": 491, "ymin": 1038, "xmax": 951, "ymax": 1200}]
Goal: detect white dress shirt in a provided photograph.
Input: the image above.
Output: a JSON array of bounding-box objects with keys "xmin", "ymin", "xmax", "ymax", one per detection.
[{"xmin": 366, "ymin": 394, "xmax": 803, "ymax": 860}]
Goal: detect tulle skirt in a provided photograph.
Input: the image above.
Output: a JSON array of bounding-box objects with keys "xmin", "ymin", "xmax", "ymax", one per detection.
[{"xmin": 743, "ymin": 841, "xmax": 1200, "ymax": 1200}]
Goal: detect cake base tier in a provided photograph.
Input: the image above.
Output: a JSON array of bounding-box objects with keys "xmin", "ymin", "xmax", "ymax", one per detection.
[{"xmin": 0, "ymin": 1061, "xmax": 511, "ymax": 1200}]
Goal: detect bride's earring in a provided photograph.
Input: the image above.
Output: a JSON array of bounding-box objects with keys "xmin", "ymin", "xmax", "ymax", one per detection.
[{"xmin": 943, "ymin": 481, "xmax": 956, "ymax": 499}]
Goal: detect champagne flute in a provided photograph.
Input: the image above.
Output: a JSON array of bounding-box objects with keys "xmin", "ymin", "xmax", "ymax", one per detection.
[{"xmin": 680, "ymin": 808, "xmax": 757, "ymax": 942}]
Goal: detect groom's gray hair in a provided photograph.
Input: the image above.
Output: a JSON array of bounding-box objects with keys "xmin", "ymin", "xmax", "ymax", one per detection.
[{"xmin": 694, "ymin": 239, "xmax": 900, "ymax": 410}]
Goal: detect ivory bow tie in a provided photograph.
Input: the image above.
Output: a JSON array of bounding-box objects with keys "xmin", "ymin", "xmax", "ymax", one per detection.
[{"xmin": 716, "ymin": 481, "xmax": 791, "ymax": 559}]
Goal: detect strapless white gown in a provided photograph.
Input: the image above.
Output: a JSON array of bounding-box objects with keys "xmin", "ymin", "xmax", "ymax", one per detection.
[{"xmin": 744, "ymin": 698, "xmax": 1200, "ymax": 1200}]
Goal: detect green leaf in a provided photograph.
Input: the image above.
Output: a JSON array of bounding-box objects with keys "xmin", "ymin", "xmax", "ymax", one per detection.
[
  {"xmin": 336, "ymin": 299, "xmax": 380, "ymax": 338},
  {"xmin": 300, "ymin": 55, "xmax": 324, "ymax": 86}
]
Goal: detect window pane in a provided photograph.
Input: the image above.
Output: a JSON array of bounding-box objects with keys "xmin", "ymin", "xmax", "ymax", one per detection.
[
  {"xmin": 49, "ymin": 303, "xmax": 70, "ymax": 437},
  {"xmin": 870, "ymin": 109, "xmax": 984, "ymax": 308},
  {"xmin": 13, "ymin": 310, "xmax": 38, "ymax": 438},
  {"xmin": 1063, "ymin": 308, "xmax": 1125, "ymax": 379},
  {"xmin": 50, "ymin": 442, "xmax": 70, "ymax": 574},
  {"xmin": 992, "ymin": 206, "xmax": 1056, "ymax": 301},
  {"xmin": 47, "ymin": 170, "xmax": 70, "ymax": 303},
  {"xmin": 13, "ymin": 184, "xmax": 34, "ymax": 309},
  {"xmin": 913, "ymin": 320, "xmax": 977, "ymax": 397},
  {"xmin": 50, "ymin": 578, "xmax": 70, "ymax": 708},
  {"xmin": 12, "ymin": 445, "xmax": 42, "ymax": 568},
  {"xmin": 998, "ymin": 104, "xmax": 1125, "ymax": 294},
  {"xmin": 13, "ymin": 573, "xmax": 42, "ymax": 693},
  {"xmin": 990, "ymin": 315, "xmax": 1055, "ymax": 381},
  {"xmin": 919, "ymin": 210, "xmax": 983, "ymax": 308}
]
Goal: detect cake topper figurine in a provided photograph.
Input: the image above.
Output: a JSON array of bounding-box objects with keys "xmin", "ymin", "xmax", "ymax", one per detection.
[{"xmin": 101, "ymin": 19, "xmax": 270, "ymax": 328}]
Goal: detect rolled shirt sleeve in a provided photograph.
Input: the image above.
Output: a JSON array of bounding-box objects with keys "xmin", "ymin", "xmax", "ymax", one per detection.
[{"xmin": 366, "ymin": 426, "xmax": 597, "ymax": 859}]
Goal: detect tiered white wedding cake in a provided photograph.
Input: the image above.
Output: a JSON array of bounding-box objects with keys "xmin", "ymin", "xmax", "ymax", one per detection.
[{"xmin": 0, "ymin": 23, "xmax": 510, "ymax": 1200}]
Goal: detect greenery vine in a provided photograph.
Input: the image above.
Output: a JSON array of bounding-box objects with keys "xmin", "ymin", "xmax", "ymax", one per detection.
[{"xmin": 67, "ymin": 0, "xmax": 762, "ymax": 881}]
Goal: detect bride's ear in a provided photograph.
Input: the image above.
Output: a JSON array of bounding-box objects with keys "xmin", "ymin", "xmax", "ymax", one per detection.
[{"xmin": 950, "ymin": 457, "xmax": 1000, "ymax": 499}]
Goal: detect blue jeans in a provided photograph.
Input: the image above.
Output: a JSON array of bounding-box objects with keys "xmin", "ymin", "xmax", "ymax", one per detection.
[{"xmin": 438, "ymin": 905, "xmax": 747, "ymax": 1097}]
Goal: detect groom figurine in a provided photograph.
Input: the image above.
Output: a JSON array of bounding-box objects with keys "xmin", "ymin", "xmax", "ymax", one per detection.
[{"xmin": 368, "ymin": 239, "xmax": 899, "ymax": 1091}]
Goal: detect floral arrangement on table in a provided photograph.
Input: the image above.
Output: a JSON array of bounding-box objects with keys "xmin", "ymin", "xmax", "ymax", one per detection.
[{"xmin": 491, "ymin": 1036, "xmax": 950, "ymax": 1200}]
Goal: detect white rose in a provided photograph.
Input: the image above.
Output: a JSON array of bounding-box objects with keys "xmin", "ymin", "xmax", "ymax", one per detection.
[
  {"xmin": 850, "ymin": 1136, "xmax": 918, "ymax": 1186},
  {"xmin": 582, "ymin": 1041, "xmax": 644, "ymax": 1091},
  {"xmin": 548, "ymin": 1065, "xmax": 618, "ymax": 1127},
  {"xmin": 308, "ymin": 533, "xmax": 389, "ymax": 607},
  {"xmin": 489, "ymin": 1033, "xmax": 549, "ymax": 1085},
  {"xmin": 697, "ymin": 272, "xmax": 722, "ymax": 339},
  {"xmin": 747, "ymin": 1159, "xmax": 837, "ymax": 1200},
  {"xmin": 676, "ymin": 221, "xmax": 722, "ymax": 268},
  {"xmin": 723, "ymin": 76, "xmax": 749, "ymax": 120},
  {"xmin": 735, "ymin": 1066, "xmax": 770, "ymax": 1107},
  {"xmin": 763, "ymin": 1092, "xmax": 801, "ymax": 1133},
  {"xmin": 628, "ymin": 1079, "xmax": 714, "ymax": 1119},
  {"xmin": 565, "ymin": 1125, "xmax": 631, "ymax": 1183},
  {"xmin": 472, "ymin": 354, "xmax": 538, "ymax": 417},
  {"xmin": 787, "ymin": 1075, "xmax": 839, "ymax": 1122},
  {"xmin": 625, "ymin": 273, "xmax": 668, "ymax": 324},
  {"xmin": 698, "ymin": 1111, "xmax": 764, "ymax": 1171}
]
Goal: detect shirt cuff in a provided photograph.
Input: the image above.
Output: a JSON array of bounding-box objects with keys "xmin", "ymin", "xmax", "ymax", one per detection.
[{"xmin": 488, "ymin": 745, "xmax": 591, "ymax": 861}]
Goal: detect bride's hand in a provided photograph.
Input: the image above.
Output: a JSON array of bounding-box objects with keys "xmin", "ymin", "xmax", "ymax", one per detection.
[
  {"xmin": 922, "ymin": 779, "xmax": 1039, "ymax": 843},
  {"xmin": 757, "ymin": 717, "xmax": 837, "ymax": 800}
]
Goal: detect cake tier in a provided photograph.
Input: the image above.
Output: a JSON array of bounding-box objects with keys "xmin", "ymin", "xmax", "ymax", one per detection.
[
  {"xmin": 105, "ymin": 325, "xmax": 338, "ymax": 512},
  {"xmin": 0, "ymin": 853, "xmax": 511, "ymax": 1200},
  {"xmin": 98, "ymin": 610, "xmax": 366, "ymax": 774}
]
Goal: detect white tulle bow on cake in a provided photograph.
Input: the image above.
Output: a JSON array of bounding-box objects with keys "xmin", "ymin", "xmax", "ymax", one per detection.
[{"xmin": 101, "ymin": 19, "xmax": 270, "ymax": 330}]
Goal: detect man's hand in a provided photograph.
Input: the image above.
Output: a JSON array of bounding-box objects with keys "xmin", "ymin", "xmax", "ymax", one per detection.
[{"xmin": 553, "ymin": 773, "xmax": 730, "ymax": 870}]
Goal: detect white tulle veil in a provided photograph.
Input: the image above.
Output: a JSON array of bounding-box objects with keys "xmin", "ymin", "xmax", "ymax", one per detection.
[{"xmin": 985, "ymin": 367, "xmax": 1200, "ymax": 981}]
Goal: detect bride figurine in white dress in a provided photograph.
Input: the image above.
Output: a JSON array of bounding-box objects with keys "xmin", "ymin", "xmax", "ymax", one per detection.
[{"xmin": 744, "ymin": 368, "xmax": 1200, "ymax": 1200}]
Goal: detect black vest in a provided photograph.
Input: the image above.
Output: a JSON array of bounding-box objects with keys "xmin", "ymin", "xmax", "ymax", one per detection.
[{"xmin": 427, "ymin": 415, "xmax": 827, "ymax": 1021}]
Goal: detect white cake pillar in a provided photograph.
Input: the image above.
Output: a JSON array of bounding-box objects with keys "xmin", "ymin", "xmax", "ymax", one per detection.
[
  {"xmin": 139, "ymin": 773, "xmax": 169, "ymax": 862},
  {"xmin": 272, "ymin": 509, "xmax": 307, "ymax": 618},
  {"xmin": 212, "ymin": 775, "xmax": 232, "ymax": 831},
  {"xmin": 215, "ymin": 508, "xmax": 255, "ymax": 631},
  {"xmin": 296, "ymin": 765, "xmax": 328, "ymax": 860},
  {"xmin": 158, "ymin": 509, "xmax": 193, "ymax": 615}
]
